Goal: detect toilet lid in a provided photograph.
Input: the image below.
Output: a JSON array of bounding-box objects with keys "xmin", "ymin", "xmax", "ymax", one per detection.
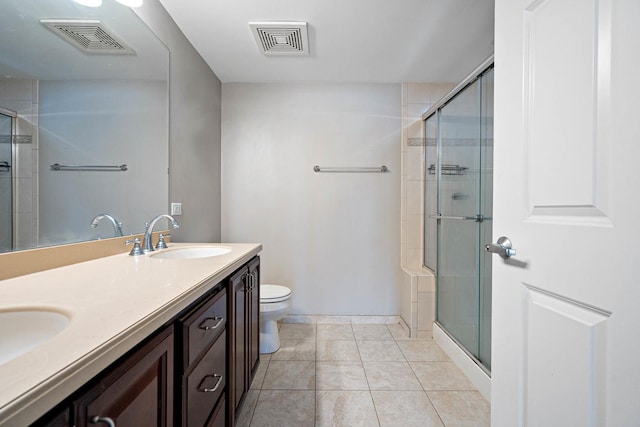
[{"xmin": 260, "ymin": 284, "xmax": 292, "ymax": 303}]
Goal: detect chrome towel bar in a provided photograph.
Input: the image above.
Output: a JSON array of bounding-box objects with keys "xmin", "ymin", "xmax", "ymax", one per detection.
[
  {"xmin": 50, "ymin": 163, "xmax": 128, "ymax": 171},
  {"xmin": 313, "ymin": 165, "xmax": 388, "ymax": 173}
]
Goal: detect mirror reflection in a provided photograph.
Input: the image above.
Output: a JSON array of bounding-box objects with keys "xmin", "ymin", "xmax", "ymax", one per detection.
[{"xmin": 0, "ymin": 0, "xmax": 169, "ymax": 253}]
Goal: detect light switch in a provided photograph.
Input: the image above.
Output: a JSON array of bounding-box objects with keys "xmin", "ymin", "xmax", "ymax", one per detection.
[{"xmin": 171, "ymin": 202, "xmax": 182, "ymax": 216}]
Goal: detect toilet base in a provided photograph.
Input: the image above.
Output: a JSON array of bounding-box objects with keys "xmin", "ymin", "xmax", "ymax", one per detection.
[{"xmin": 260, "ymin": 319, "xmax": 281, "ymax": 354}]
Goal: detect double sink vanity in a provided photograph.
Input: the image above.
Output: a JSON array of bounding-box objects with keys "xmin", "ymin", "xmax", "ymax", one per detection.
[{"xmin": 0, "ymin": 242, "xmax": 262, "ymax": 426}]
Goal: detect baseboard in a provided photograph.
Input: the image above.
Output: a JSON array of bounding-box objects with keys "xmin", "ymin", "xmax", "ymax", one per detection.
[{"xmin": 283, "ymin": 314, "xmax": 402, "ymax": 324}]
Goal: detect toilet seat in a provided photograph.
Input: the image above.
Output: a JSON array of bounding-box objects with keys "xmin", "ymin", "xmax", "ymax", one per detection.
[{"xmin": 260, "ymin": 284, "xmax": 292, "ymax": 303}]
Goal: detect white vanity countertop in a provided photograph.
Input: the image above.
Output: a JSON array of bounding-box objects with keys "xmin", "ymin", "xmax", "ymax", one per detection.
[{"xmin": 0, "ymin": 242, "xmax": 261, "ymax": 426}]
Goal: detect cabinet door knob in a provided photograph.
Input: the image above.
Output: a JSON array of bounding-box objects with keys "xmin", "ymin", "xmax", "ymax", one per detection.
[
  {"xmin": 198, "ymin": 316, "xmax": 224, "ymax": 330},
  {"xmin": 198, "ymin": 374, "xmax": 223, "ymax": 393},
  {"xmin": 90, "ymin": 416, "xmax": 116, "ymax": 427}
]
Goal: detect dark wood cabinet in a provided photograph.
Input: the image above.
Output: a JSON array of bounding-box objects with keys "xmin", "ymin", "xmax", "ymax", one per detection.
[
  {"xmin": 229, "ymin": 268, "xmax": 247, "ymax": 414},
  {"xmin": 32, "ymin": 256, "xmax": 260, "ymax": 427},
  {"xmin": 177, "ymin": 285, "xmax": 227, "ymax": 427},
  {"xmin": 74, "ymin": 326, "xmax": 174, "ymax": 427},
  {"xmin": 228, "ymin": 256, "xmax": 260, "ymax": 425},
  {"xmin": 246, "ymin": 257, "xmax": 260, "ymax": 383}
]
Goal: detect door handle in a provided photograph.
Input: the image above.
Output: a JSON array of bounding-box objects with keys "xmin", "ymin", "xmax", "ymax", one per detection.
[
  {"xmin": 485, "ymin": 236, "xmax": 516, "ymax": 259},
  {"xmin": 429, "ymin": 214, "xmax": 484, "ymax": 222}
]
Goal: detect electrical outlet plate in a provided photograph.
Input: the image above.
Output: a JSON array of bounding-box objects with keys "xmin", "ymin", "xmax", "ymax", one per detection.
[{"xmin": 171, "ymin": 202, "xmax": 182, "ymax": 216}]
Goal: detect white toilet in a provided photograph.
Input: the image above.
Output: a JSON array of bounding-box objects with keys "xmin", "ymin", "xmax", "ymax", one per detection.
[{"xmin": 260, "ymin": 284, "xmax": 292, "ymax": 354}]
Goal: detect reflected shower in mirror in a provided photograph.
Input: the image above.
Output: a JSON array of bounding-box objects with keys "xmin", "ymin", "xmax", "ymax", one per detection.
[{"xmin": 0, "ymin": 0, "xmax": 168, "ymax": 253}]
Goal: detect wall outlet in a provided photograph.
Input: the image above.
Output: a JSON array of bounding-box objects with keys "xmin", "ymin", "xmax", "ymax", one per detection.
[{"xmin": 171, "ymin": 202, "xmax": 182, "ymax": 216}]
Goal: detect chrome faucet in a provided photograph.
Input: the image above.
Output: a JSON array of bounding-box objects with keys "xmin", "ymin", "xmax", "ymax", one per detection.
[
  {"xmin": 143, "ymin": 214, "xmax": 179, "ymax": 253},
  {"xmin": 90, "ymin": 213, "xmax": 124, "ymax": 237}
]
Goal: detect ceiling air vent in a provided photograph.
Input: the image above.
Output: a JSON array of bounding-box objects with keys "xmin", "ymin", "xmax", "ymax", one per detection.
[
  {"xmin": 40, "ymin": 19, "xmax": 135, "ymax": 55},
  {"xmin": 249, "ymin": 21, "xmax": 309, "ymax": 56}
]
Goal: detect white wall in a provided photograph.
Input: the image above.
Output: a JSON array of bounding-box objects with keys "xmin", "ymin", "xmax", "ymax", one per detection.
[{"xmin": 222, "ymin": 83, "xmax": 401, "ymax": 315}]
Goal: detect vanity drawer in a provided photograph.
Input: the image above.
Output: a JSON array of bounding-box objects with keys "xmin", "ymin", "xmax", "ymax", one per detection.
[
  {"xmin": 185, "ymin": 331, "xmax": 226, "ymax": 427},
  {"xmin": 181, "ymin": 287, "xmax": 227, "ymax": 368}
]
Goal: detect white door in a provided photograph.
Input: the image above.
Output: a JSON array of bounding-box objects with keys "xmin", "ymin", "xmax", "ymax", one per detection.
[{"xmin": 492, "ymin": 0, "xmax": 640, "ymax": 426}]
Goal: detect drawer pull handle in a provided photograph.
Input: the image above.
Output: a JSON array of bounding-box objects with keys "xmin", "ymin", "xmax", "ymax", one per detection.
[
  {"xmin": 199, "ymin": 316, "xmax": 224, "ymax": 330},
  {"xmin": 198, "ymin": 374, "xmax": 223, "ymax": 393},
  {"xmin": 90, "ymin": 416, "xmax": 116, "ymax": 427}
]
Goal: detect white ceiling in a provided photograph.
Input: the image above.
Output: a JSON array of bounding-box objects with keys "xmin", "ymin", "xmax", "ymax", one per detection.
[{"xmin": 158, "ymin": 0, "xmax": 495, "ymax": 83}]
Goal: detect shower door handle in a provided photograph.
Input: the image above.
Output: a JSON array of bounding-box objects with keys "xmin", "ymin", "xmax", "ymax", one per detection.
[
  {"xmin": 485, "ymin": 236, "xmax": 516, "ymax": 259},
  {"xmin": 429, "ymin": 214, "xmax": 484, "ymax": 222}
]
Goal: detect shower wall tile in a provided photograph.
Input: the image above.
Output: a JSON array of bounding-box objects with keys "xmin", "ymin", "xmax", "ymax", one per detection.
[
  {"xmin": 430, "ymin": 83, "xmax": 456, "ymax": 104},
  {"xmin": 405, "ymin": 147, "xmax": 423, "ymax": 181},
  {"xmin": 15, "ymin": 212, "xmax": 35, "ymax": 250},
  {"xmin": 15, "ymin": 178, "xmax": 32, "ymax": 213},
  {"xmin": 400, "ymin": 83, "xmax": 455, "ymax": 338},
  {"xmin": 6, "ymin": 80, "xmax": 33, "ymax": 101},
  {"xmin": 407, "ymin": 83, "xmax": 430, "ymax": 104},
  {"xmin": 406, "ymin": 180, "xmax": 422, "ymax": 215},
  {"xmin": 418, "ymin": 275, "xmax": 436, "ymax": 293},
  {"xmin": 400, "ymin": 272, "xmax": 412, "ymax": 329},
  {"xmin": 15, "ymin": 143, "xmax": 33, "ymax": 179},
  {"xmin": 407, "ymin": 103, "xmax": 430, "ymax": 142},
  {"xmin": 406, "ymin": 248, "xmax": 422, "ymax": 268},
  {"xmin": 406, "ymin": 214, "xmax": 422, "ymax": 250},
  {"xmin": 411, "ymin": 302, "xmax": 418, "ymax": 335},
  {"xmin": 30, "ymin": 103, "xmax": 38, "ymax": 127},
  {"xmin": 411, "ymin": 275, "xmax": 418, "ymax": 303},
  {"xmin": 417, "ymin": 291, "xmax": 436, "ymax": 331},
  {"xmin": 2, "ymin": 79, "xmax": 40, "ymax": 250},
  {"xmin": 31, "ymin": 129, "xmax": 38, "ymax": 150},
  {"xmin": 407, "ymin": 117, "xmax": 422, "ymax": 140},
  {"xmin": 32, "ymin": 81, "xmax": 39, "ymax": 106}
]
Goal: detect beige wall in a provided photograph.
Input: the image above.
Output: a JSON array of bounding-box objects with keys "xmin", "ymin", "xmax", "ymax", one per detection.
[{"xmin": 135, "ymin": 0, "xmax": 222, "ymax": 242}]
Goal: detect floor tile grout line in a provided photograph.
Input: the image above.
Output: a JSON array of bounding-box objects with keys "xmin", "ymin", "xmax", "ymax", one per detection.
[
  {"xmin": 256, "ymin": 321, "xmax": 486, "ymax": 427},
  {"xmin": 407, "ymin": 357, "xmax": 449, "ymax": 427}
]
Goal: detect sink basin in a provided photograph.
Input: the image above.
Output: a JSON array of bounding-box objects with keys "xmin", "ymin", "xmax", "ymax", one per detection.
[
  {"xmin": 0, "ymin": 309, "xmax": 70, "ymax": 366},
  {"xmin": 149, "ymin": 246, "xmax": 232, "ymax": 260}
]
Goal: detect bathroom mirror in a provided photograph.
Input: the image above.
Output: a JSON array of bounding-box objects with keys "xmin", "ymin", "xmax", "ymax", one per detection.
[{"xmin": 0, "ymin": 0, "xmax": 169, "ymax": 252}]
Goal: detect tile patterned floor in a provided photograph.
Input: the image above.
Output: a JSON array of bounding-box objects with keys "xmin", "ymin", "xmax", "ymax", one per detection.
[{"xmin": 235, "ymin": 322, "xmax": 490, "ymax": 427}]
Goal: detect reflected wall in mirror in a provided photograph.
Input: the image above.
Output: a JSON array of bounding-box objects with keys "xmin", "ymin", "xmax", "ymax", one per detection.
[{"xmin": 0, "ymin": 0, "xmax": 168, "ymax": 253}]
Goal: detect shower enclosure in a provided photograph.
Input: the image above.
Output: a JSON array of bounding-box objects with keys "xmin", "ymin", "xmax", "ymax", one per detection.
[
  {"xmin": 423, "ymin": 60, "xmax": 493, "ymax": 372},
  {"xmin": 0, "ymin": 109, "xmax": 15, "ymax": 253}
]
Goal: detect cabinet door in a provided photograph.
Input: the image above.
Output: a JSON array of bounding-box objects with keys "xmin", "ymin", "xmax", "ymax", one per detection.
[
  {"xmin": 229, "ymin": 267, "xmax": 247, "ymax": 413},
  {"xmin": 206, "ymin": 396, "xmax": 225, "ymax": 427},
  {"xmin": 74, "ymin": 326, "xmax": 174, "ymax": 427},
  {"xmin": 247, "ymin": 257, "xmax": 260, "ymax": 382}
]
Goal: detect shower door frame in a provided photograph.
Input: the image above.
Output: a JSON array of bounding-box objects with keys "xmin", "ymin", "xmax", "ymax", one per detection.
[
  {"xmin": 422, "ymin": 56, "xmax": 494, "ymax": 373},
  {"xmin": 0, "ymin": 107, "xmax": 17, "ymax": 252}
]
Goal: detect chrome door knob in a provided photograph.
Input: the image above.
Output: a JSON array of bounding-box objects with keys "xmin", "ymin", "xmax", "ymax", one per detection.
[{"xmin": 485, "ymin": 236, "xmax": 516, "ymax": 259}]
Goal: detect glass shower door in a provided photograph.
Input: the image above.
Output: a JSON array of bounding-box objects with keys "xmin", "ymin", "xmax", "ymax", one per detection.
[
  {"xmin": 434, "ymin": 66, "xmax": 493, "ymax": 371},
  {"xmin": 0, "ymin": 111, "xmax": 14, "ymax": 252},
  {"xmin": 436, "ymin": 80, "xmax": 483, "ymax": 359}
]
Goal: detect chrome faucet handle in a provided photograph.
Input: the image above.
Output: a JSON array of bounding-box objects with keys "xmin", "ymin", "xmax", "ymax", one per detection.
[
  {"xmin": 125, "ymin": 237, "xmax": 144, "ymax": 256},
  {"xmin": 143, "ymin": 215, "xmax": 179, "ymax": 253},
  {"xmin": 155, "ymin": 233, "xmax": 170, "ymax": 250}
]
